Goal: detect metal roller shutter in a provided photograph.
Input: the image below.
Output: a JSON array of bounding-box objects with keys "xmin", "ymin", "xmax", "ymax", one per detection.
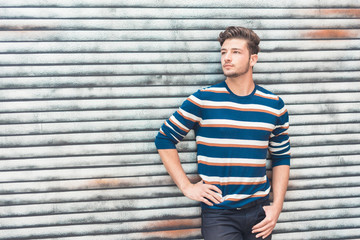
[{"xmin": 0, "ymin": 0, "xmax": 359, "ymax": 239}]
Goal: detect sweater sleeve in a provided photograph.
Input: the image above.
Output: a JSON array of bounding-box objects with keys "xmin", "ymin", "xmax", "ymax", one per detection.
[
  {"xmin": 155, "ymin": 90, "xmax": 202, "ymax": 149},
  {"xmin": 269, "ymin": 97, "xmax": 291, "ymax": 167}
]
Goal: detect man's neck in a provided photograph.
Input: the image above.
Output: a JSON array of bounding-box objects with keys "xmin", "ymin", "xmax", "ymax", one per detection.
[{"xmin": 225, "ymin": 75, "xmax": 255, "ymax": 96}]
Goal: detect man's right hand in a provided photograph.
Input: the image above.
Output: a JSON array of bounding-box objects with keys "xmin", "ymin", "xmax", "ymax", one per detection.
[{"xmin": 182, "ymin": 181, "xmax": 223, "ymax": 206}]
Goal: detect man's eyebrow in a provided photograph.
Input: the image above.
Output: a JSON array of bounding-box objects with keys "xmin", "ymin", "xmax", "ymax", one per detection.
[{"xmin": 220, "ymin": 47, "xmax": 243, "ymax": 51}]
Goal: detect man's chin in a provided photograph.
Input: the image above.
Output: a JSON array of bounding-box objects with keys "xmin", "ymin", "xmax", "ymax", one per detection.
[
  {"xmin": 224, "ymin": 73, "xmax": 239, "ymax": 78},
  {"xmin": 223, "ymin": 68, "xmax": 250, "ymax": 78}
]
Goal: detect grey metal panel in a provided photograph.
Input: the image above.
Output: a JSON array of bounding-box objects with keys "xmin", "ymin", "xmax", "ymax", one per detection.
[
  {"xmin": 1, "ymin": 8, "xmax": 360, "ymax": 19},
  {"xmin": 1, "ymin": 0, "xmax": 360, "ymax": 8},
  {"xmin": 0, "ymin": 40, "xmax": 359, "ymax": 53},
  {"xmin": 0, "ymin": 62, "xmax": 359, "ymax": 79},
  {"xmin": 1, "ymin": 50, "xmax": 360, "ymax": 65},
  {"xmin": 0, "ymin": 71, "xmax": 359, "ymax": 89},
  {"xmin": 1, "ymin": 19, "xmax": 360, "ymax": 30},
  {"xmin": 1, "ymin": 29, "xmax": 360, "ymax": 42},
  {"xmin": 0, "ymin": 83, "xmax": 359, "ymax": 102},
  {"xmin": 0, "ymin": 1, "xmax": 359, "ymax": 240}
]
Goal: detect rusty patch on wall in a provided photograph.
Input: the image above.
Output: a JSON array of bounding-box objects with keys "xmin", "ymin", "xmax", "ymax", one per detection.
[
  {"xmin": 320, "ymin": 9, "xmax": 360, "ymax": 18},
  {"xmin": 140, "ymin": 219, "xmax": 201, "ymax": 238},
  {"xmin": 86, "ymin": 176, "xmax": 176, "ymax": 189},
  {"xmin": 139, "ymin": 218, "xmax": 201, "ymax": 238},
  {"xmin": 88, "ymin": 178, "xmax": 124, "ymax": 188},
  {"xmin": 304, "ymin": 29, "xmax": 357, "ymax": 39},
  {"xmin": 146, "ymin": 219, "xmax": 201, "ymax": 230},
  {"xmin": 142, "ymin": 226, "xmax": 200, "ymax": 239}
]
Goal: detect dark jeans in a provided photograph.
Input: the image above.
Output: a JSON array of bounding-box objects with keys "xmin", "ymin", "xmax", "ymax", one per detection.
[{"xmin": 201, "ymin": 199, "xmax": 271, "ymax": 240}]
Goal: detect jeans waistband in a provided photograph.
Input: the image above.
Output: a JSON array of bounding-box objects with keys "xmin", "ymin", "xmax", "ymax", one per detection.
[{"xmin": 235, "ymin": 197, "xmax": 268, "ymax": 210}]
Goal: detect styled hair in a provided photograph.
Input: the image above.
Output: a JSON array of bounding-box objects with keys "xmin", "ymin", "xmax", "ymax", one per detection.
[{"xmin": 218, "ymin": 26, "xmax": 260, "ymax": 55}]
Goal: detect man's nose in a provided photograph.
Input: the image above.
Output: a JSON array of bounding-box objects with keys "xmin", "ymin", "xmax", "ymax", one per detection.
[{"xmin": 224, "ymin": 53, "xmax": 231, "ymax": 62}]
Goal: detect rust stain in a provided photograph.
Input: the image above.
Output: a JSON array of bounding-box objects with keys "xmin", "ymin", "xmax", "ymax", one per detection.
[
  {"xmin": 304, "ymin": 29, "xmax": 357, "ymax": 39},
  {"xmin": 86, "ymin": 176, "xmax": 175, "ymax": 189},
  {"xmin": 320, "ymin": 9, "xmax": 360, "ymax": 18},
  {"xmin": 303, "ymin": 9, "xmax": 360, "ymax": 39},
  {"xmin": 142, "ymin": 228, "xmax": 200, "ymax": 239},
  {"xmin": 156, "ymin": 228, "xmax": 199, "ymax": 238},
  {"xmin": 88, "ymin": 178, "xmax": 125, "ymax": 188},
  {"xmin": 147, "ymin": 219, "xmax": 200, "ymax": 230},
  {"xmin": 141, "ymin": 219, "xmax": 201, "ymax": 238}
]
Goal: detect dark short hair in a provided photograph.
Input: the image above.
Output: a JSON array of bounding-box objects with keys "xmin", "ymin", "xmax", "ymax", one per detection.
[{"xmin": 218, "ymin": 26, "xmax": 260, "ymax": 55}]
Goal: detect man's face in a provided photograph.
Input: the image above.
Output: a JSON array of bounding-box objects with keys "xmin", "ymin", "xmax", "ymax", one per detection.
[{"xmin": 220, "ymin": 38, "xmax": 257, "ymax": 78}]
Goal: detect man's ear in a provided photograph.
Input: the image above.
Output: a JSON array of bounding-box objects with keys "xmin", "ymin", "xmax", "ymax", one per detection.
[{"xmin": 250, "ymin": 54, "xmax": 258, "ymax": 67}]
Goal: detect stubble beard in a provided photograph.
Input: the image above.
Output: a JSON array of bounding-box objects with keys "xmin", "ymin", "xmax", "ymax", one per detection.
[{"xmin": 223, "ymin": 59, "xmax": 251, "ymax": 78}]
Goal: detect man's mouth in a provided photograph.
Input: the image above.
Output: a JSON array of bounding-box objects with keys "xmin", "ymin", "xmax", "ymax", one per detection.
[{"xmin": 223, "ymin": 64, "xmax": 233, "ymax": 68}]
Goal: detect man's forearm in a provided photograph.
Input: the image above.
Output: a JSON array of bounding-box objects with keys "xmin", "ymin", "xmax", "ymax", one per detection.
[
  {"xmin": 158, "ymin": 149, "xmax": 223, "ymax": 206},
  {"xmin": 158, "ymin": 149, "xmax": 192, "ymax": 192},
  {"xmin": 271, "ymin": 165, "xmax": 290, "ymax": 210}
]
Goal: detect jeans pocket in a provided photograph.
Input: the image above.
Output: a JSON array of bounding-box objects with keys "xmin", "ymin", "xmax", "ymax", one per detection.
[
  {"xmin": 260, "ymin": 199, "xmax": 270, "ymax": 215},
  {"xmin": 255, "ymin": 201, "xmax": 269, "ymax": 224}
]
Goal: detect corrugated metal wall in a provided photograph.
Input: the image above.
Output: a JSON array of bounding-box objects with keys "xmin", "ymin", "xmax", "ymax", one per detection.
[{"xmin": 0, "ymin": 1, "xmax": 359, "ymax": 239}]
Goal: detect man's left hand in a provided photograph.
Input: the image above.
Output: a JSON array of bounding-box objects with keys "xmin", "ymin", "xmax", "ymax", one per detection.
[{"xmin": 252, "ymin": 205, "xmax": 281, "ymax": 239}]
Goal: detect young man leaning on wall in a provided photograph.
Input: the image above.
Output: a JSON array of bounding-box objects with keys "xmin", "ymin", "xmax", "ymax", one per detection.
[{"xmin": 155, "ymin": 26, "xmax": 290, "ymax": 240}]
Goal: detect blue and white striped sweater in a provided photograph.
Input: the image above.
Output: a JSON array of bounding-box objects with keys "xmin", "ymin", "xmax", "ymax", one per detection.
[{"xmin": 155, "ymin": 81, "xmax": 290, "ymax": 209}]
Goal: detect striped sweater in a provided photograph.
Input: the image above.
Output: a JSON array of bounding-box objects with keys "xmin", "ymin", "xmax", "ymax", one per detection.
[{"xmin": 155, "ymin": 81, "xmax": 290, "ymax": 209}]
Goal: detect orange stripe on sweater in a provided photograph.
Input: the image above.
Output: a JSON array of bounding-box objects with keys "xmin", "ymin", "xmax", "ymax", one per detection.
[
  {"xmin": 199, "ymin": 123, "xmax": 272, "ymax": 132},
  {"xmin": 198, "ymin": 160, "xmax": 266, "ymax": 167},
  {"xmin": 226, "ymin": 194, "xmax": 268, "ymax": 202},
  {"xmin": 201, "ymin": 90, "xmax": 230, "ymax": 94},
  {"xmin": 197, "ymin": 141, "xmax": 268, "ymax": 149},
  {"xmin": 203, "ymin": 180, "xmax": 267, "ymax": 186},
  {"xmin": 168, "ymin": 118, "xmax": 189, "ymax": 132},
  {"xmin": 177, "ymin": 110, "xmax": 198, "ymax": 123}
]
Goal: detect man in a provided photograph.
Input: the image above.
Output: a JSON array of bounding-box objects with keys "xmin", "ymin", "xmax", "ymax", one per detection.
[{"xmin": 155, "ymin": 26, "xmax": 290, "ymax": 240}]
